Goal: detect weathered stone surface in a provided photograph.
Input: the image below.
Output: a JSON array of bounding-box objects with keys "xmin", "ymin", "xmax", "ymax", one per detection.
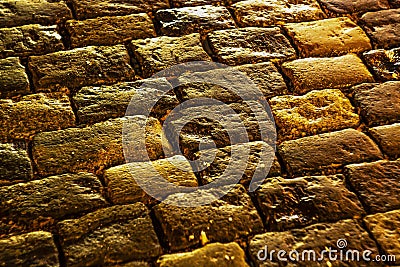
[
  {"xmin": 318, "ymin": 0, "xmax": 390, "ymax": 15},
  {"xmin": 207, "ymin": 27, "xmax": 296, "ymax": 65},
  {"xmin": 58, "ymin": 203, "xmax": 162, "ymax": 266},
  {"xmin": 29, "ymin": 45, "xmax": 135, "ymax": 92},
  {"xmin": 249, "ymin": 219, "xmax": 380, "ymax": 266},
  {"xmin": 0, "ymin": 57, "xmax": 29, "ymax": 98},
  {"xmin": 284, "ymin": 17, "xmax": 372, "ymax": 58},
  {"xmin": 74, "ymin": 78, "xmax": 178, "ymax": 124},
  {"xmin": 69, "ymin": 0, "xmax": 170, "ymax": 19},
  {"xmin": 392, "ymin": 0, "xmax": 400, "ymax": 7},
  {"xmin": 104, "ymin": 156, "xmax": 198, "ymax": 205},
  {"xmin": 278, "ymin": 129, "xmax": 383, "ymax": 176},
  {"xmin": 66, "ymin": 14, "xmax": 156, "ymax": 48},
  {"xmin": 119, "ymin": 262, "xmax": 151, "ymax": 267},
  {"xmin": 0, "ymin": 24, "xmax": 63, "ymax": 59},
  {"xmin": 360, "ymin": 9, "xmax": 400, "ymax": 49},
  {"xmin": 270, "ymin": 89, "xmax": 360, "ymax": 140},
  {"xmin": 364, "ymin": 210, "xmax": 400, "ymax": 265},
  {"xmin": 0, "ymin": 0, "xmax": 72, "ymax": 28},
  {"xmin": 256, "ymin": 175, "xmax": 364, "ymax": 231},
  {"xmin": 154, "ymin": 185, "xmax": 263, "ymax": 251},
  {"xmin": 363, "ymin": 47, "xmax": 400, "ymax": 81},
  {"xmin": 232, "ymin": 0, "xmax": 325, "ymax": 27},
  {"xmin": 0, "ymin": 231, "xmax": 59, "ymax": 266},
  {"xmin": 130, "ymin": 33, "xmax": 212, "ymax": 78},
  {"xmin": 369, "ymin": 123, "xmax": 400, "ymax": 158},
  {"xmin": 351, "ymin": 81, "xmax": 400, "ymax": 126},
  {"xmin": 0, "ymin": 93, "xmax": 75, "ymax": 142},
  {"xmin": 282, "ymin": 54, "xmax": 374, "ymax": 94},
  {"xmin": 0, "ymin": 144, "xmax": 32, "ymax": 186},
  {"xmin": 345, "ymin": 160, "xmax": 400, "ymax": 213},
  {"xmin": 155, "ymin": 5, "xmax": 235, "ymax": 36},
  {"xmin": 171, "ymin": 0, "xmax": 223, "ymax": 7},
  {"xmin": 0, "ymin": 173, "xmax": 107, "ymax": 236},
  {"xmin": 157, "ymin": 242, "xmax": 249, "ymax": 267},
  {"xmin": 32, "ymin": 116, "xmax": 165, "ymax": 177}
]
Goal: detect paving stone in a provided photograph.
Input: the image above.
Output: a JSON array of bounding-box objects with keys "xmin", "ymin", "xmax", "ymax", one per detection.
[
  {"xmin": 171, "ymin": 0, "xmax": 224, "ymax": 7},
  {"xmin": 66, "ymin": 14, "xmax": 156, "ymax": 48},
  {"xmin": 281, "ymin": 54, "xmax": 374, "ymax": 94},
  {"xmin": 155, "ymin": 5, "xmax": 235, "ymax": 36},
  {"xmin": 69, "ymin": 0, "xmax": 170, "ymax": 20},
  {"xmin": 74, "ymin": 78, "xmax": 178, "ymax": 124},
  {"xmin": 345, "ymin": 160, "xmax": 400, "ymax": 213},
  {"xmin": 207, "ymin": 27, "xmax": 296, "ymax": 65},
  {"xmin": 156, "ymin": 242, "xmax": 249, "ymax": 267},
  {"xmin": 104, "ymin": 156, "xmax": 198, "ymax": 205},
  {"xmin": 249, "ymin": 219, "xmax": 380, "ymax": 266},
  {"xmin": 363, "ymin": 47, "xmax": 400, "ymax": 81},
  {"xmin": 0, "ymin": 57, "xmax": 29, "ymax": 98},
  {"xmin": 278, "ymin": 129, "xmax": 383, "ymax": 177},
  {"xmin": 369, "ymin": 123, "xmax": 400, "ymax": 159},
  {"xmin": 360, "ymin": 9, "xmax": 400, "ymax": 49},
  {"xmin": 0, "ymin": 144, "xmax": 32, "ymax": 187},
  {"xmin": 130, "ymin": 33, "xmax": 212, "ymax": 78},
  {"xmin": 351, "ymin": 81, "xmax": 400, "ymax": 126},
  {"xmin": 284, "ymin": 17, "xmax": 372, "ymax": 58},
  {"xmin": 33, "ymin": 116, "xmax": 165, "ymax": 177},
  {"xmin": 318, "ymin": 0, "xmax": 390, "ymax": 15},
  {"xmin": 0, "ymin": 93, "xmax": 75, "ymax": 142},
  {"xmin": 231, "ymin": 0, "xmax": 325, "ymax": 27},
  {"xmin": 0, "ymin": 0, "xmax": 72, "ymax": 28},
  {"xmin": 0, "ymin": 24, "xmax": 63, "ymax": 59},
  {"xmin": 154, "ymin": 185, "xmax": 263, "ymax": 251},
  {"xmin": 364, "ymin": 210, "xmax": 400, "ymax": 265},
  {"xmin": 0, "ymin": 231, "xmax": 59, "ymax": 267},
  {"xmin": 270, "ymin": 89, "xmax": 360, "ymax": 140},
  {"xmin": 28, "ymin": 45, "xmax": 135, "ymax": 92},
  {"xmin": 0, "ymin": 172, "xmax": 107, "ymax": 236},
  {"xmin": 256, "ymin": 175, "xmax": 364, "ymax": 231},
  {"xmin": 58, "ymin": 203, "xmax": 162, "ymax": 266}
]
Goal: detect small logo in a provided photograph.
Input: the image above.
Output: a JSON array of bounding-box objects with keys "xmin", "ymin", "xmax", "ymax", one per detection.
[{"xmin": 337, "ymin": 239, "xmax": 348, "ymax": 249}]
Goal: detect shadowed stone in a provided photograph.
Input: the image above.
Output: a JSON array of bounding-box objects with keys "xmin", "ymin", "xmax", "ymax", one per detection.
[
  {"xmin": 0, "ymin": 57, "xmax": 29, "ymax": 98},
  {"xmin": 391, "ymin": 0, "xmax": 400, "ymax": 7},
  {"xmin": 363, "ymin": 47, "xmax": 400, "ymax": 81},
  {"xmin": 318, "ymin": 0, "xmax": 390, "ymax": 15},
  {"xmin": 0, "ymin": 144, "xmax": 32, "ymax": 186},
  {"xmin": 369, "ymin": 123, "xmax": 400, "ymax": 158}
]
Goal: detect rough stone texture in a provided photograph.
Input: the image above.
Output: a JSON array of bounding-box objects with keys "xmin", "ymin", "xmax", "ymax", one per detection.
[
  {"xmin": 284, "ymin": 17, "xmax": 372, "ymax": 58},
  {"xmin": 0, "ymin": 231, "xmax": 59, "ymax": 267},
  {"xmin": 130, "ymin": 33, "xmax": 212, "ymax": 78},
  {"xmin": 231, "ymin": 0, "xmax": 325, "ymax": 27},
  {"xmin": 318, "ymin": 0, "xmax": 390, "ymax": 15},
  {"xmin": 345, "ymin": 160, "xmax": 400, "ymax": 213},
  {"xmin": 66, "ymin": 14, "xmax": 156, "ymax": 48},
  {"xmin": 207, "ymin": 27, "xmax": 296, "ymax": 65},
  {"xmin": 32, "ymin": 116, "xmax": 165, "ymax": 177},
  {"xmin": 351, "ymin": 81, "xmax": 400, "ymax": 126},
  {"xmin": 363, "ymin": 47, "xmax": 400, "ymax": 81},
  {"xmin": 0, "ymin": 0, "xmax": 72, "ymax": 28},
  {"xmin": 0, "ymin": 173, "xmax": 107, "ymax": 236},
  {"xmin": 104, "ymin": 156, "xmax": 198, "ymax": 205},
  {"xmin": 278, "ymin": 129, "xmax": 383, "ymax": 177},
  {"xmin": 392, "ymin": 0, "xmax": 400, "ymax": 7},
  {"xmin": 0, "ymin": 93, "xmax": 75, "ymax": 142},
  {"xmin": 69, "ymin": 0, "xmax": 170, "ymax": 20},
  {"xmin": 74, "ymin": 78, "xmax": 178, "ymax": 124},
  {"xmin": 58, "ymin": 203, "xmax": 162, "ymax": 266},
  {"xmin": 249, "ymin": 219, "xmax": 380, "ymax": 266},
  {"xmin": 154, "ymin": 185, "xmax": 263, "ymax": 251},
  {"xmin": 0, "ymin": 144, "xmax": 32, "ymax": 186},
  {"xmin": 369, "ymin": 123, "xmax": 400, "ymax": 158},
  {"xmin": 0, "ymin": 57, "xmax": 29, "ymax": 98},
  {"xmin": 171, "ymin": 0, "xmax": 224, "ymax": 7},
  {"xmin": 282, "ymin": 54, "xmax": 375, "ymax": 94},
  {"xmin": 0, "ymin": 24, "xmax": 63, "ymax": 59},
  {"xmin": 364, "ymin": 210, "xmax": 400, "ymax": 265},
  {"xmin": 360, "ymin": 9, "xmax": 400, "ymax": 49},
  {"xmin": 156, "ymin": 242, "xmax": 249, "ymax": 267},
  {"xmin": 256, "ymin": 175, "xmax": 364, "ymax": 231},
  {"xmin": 29, "ymin": 45, "xmax": 135, "ymax": 92},
  {"xmin": 155, "ymin": 5, "xmax": 235, "ymax": 36}
]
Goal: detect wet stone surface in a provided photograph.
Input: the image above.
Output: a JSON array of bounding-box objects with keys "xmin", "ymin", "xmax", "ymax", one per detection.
[
  {"xmin": 363, "ymin": 47, "xmax": 400, "ymax": 81},
  {"xmin": 207, "ymin": 27, "xmax": 296, "ymax": 65},
  {"xmin": 369, "ymin": 123, "xmax": 400, "ymax": 158},
  {"xmin": 0, "ymin": 57, "xmax": 30, "ymax": 98},
  {"xmin": 278, "ymin": 129, "xmax": 383, "ymax": 177},
  {"xmin": 58, "ymin": 203, "xmax": 162, "ymax": 266},
  {"xmin": 0, "ymin": 144, "xmax": 32, "ymax": 187},
  {"xmin": 318, "ymin": 0, "xmax": 390, "ymax": 15}
]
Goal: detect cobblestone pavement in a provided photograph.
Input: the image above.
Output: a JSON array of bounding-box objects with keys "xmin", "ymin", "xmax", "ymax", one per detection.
[{"xmin": 0, "ymin": 0, "xmax": 399, "ymax": 266}]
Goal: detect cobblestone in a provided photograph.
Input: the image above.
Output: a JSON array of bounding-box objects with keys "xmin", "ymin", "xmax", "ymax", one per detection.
[
  {"xmin": 171, "ymin": 0, "xmax": 223, "ymax": 7},
  {"xmin": 318, "ymin": 0, "xmax": 390, "ymax": 15},
  {"xmin": 369, "ymin": 123, "xmax": 400, "ymax": 158},
  {"xmin": 363, "ymin": 47, "xmax": 400, "ymax": 80},
  {"xmin": 0, "ymin": 57, "xmax": 29, "ymax": 98},
  {"xmin": 0, "ymin": 144, "xmax": 32, "ymax": 186}
]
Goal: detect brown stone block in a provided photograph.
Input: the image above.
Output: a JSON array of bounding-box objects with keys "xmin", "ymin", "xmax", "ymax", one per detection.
[
  {"xmin": 369, "ymin": 123, "xmax": 400, "ymax": 159},
  {"xmin": 0, "ymin": 57, "xmax": 29, "ymax": 98}
]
